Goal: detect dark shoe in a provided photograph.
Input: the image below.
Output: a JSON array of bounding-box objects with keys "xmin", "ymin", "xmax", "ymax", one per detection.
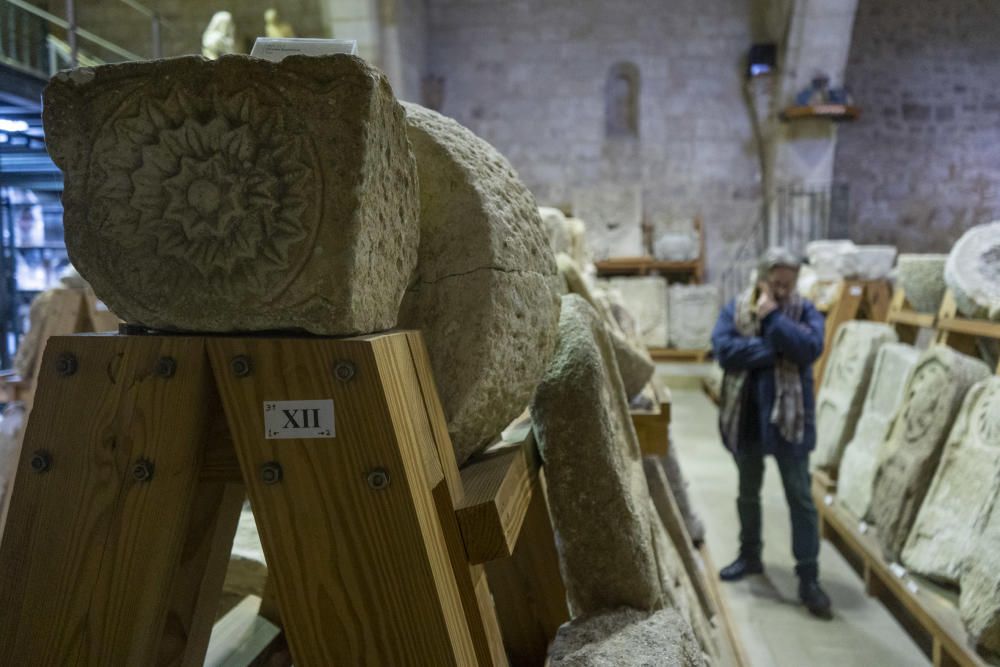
[
  {"xmin": 799, "ymin": 579, "xmax": 833, "ymax": 619},
  {"xmin": 719, "ymin": 556, "xmax": 764, "ymax": 581}
]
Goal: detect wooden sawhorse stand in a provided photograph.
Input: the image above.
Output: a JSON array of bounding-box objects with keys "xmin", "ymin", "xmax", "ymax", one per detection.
[{"xmin": 0, "ymin": 329, "xmax": 567, "ymax": 665}]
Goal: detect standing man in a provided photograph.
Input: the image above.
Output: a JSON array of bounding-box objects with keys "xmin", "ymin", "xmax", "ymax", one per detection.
[{"xmin": 711, "ymin": 247, "xmax": 832, "ymax": 619}]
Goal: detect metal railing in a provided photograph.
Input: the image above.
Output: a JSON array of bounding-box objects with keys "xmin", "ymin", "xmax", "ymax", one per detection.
[
  {"xmin": 0, "ymin": 0, "xmax": 165, "ymax": 78},
  {"xmin": 718, "ymin": 183, "xmax": 850, "ymax": 304}
]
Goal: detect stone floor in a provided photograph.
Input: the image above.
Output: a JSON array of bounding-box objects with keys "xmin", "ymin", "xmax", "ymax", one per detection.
[{"xmin": 658, "ymin": 364, "xmax": 930, "ymax": 667}]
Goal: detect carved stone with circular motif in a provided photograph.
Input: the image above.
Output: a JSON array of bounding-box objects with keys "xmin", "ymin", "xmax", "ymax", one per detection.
[{"xmin": 43, "ymin": 54, "xmax": 419, "ymax": 335}]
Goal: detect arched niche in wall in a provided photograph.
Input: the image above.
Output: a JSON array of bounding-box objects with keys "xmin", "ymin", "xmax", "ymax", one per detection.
[{"xmin": 605, "ymin": 62, "xmax": 640, "ymax": 138}]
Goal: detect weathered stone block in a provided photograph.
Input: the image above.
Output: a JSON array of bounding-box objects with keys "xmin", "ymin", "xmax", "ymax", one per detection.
[
  {"xmin": 532, "ymin": 294, "xmax": 662, "ymax": 615},
  {"xmin": 540, "ymin": 206, "xmax": 573, "ymax": 256},
  {"xmin": 896, "ymin": 254, "xmax": 947, "ymax": 314},
  {"xmin": 44, "ymin": 55, "xmax": 419, "ymax": 334},
  {"xmin": 959, "ymin": 493, "xmax": 1000, "ymax": 660},
  {"xmin": 606, "ymin": 276, "xmax": 669, "ymax": 348},
  {"xmin": 398, "ymin": 102, "xmax": 560, "ymax": 464},
  {"xmin": 902, "ymin": 378, "xmax": 1000, "ymax": 585},
  {"xmin": 837, "ymin": 343, "xmax": 920, "ymax": 520},
  {"xmin": 869, "ymin": 345, "xmax": 990, "ymax": 560},
  {"xmin": 812, "ymin": 321, "xmax": 897, "ymax": 472},
  {"xmin": 548, "ymin": 607, "xmax": 707, "ymax": 667},
  {"xmin": 571, "ymin": 184, "xmax": 643, "ymax": 260},
  {"xmin": 668, "ymin": 285, "xmax": 719, "ymax": 350},
  {"xmin": 945, "ymin": 221, "xmax": 1000, "ymax": 320},
  {"xmin": 594, "ymin": 290, "xmax": 654, "ymax": 399}
]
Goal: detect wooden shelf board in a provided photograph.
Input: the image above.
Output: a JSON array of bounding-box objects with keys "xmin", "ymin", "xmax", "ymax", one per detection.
[
  {"xmin": 817, "ymin": 498, "xmax": 986, "ymax": 667},
  {"xmin": 649, "ymin": 347, "xmax": 710, "ymax": 363},
  {"xmin": 888, "ymin": 310, "xmax": 936, "ymax": 329},
  {"xmin": 936, "ymin": 315, "xmax": 1000, "ymax": 340},
  {"xmin": 456, "ymin": 429, "xmax": 541, "ymax": 564},
  {"xmin": 780, "ymin": 104, "xmax": 861, "ymax": 121},
  {"xmin": 595, "ymin": 257, "xmax": 701, "ymax": 275},
  {"xmin": 631, "ymin": 396, "xmax": 671, "ymax": 457}
]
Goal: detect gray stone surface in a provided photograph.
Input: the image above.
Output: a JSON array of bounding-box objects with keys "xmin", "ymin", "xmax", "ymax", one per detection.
[
  {"xmin": 398, "ymin": 102, "xmax": 560, "ymax": 464},
  {"xmin": 959, "ymin": 489, "xmax": 1000, "ymax": 661},
  {"xmin": 812, "ymin": 321, "xmax": 898, "ymax": 472},
  {"xmin": 606, "ymin": 277, "xmax": 669, "ymax": 348},
  {"xmin": 945, "ymin": 221, "xmax": 1000, "ymax": 321},
  {"xmin": 668, "ymin": 285, "xmax": 719, "ymax": 350},
  {"xmin": 532, "ymin": 294, "xmax": 662, "ymax": 615},
  {"xmin": 571, "ymin": 185, "xmax": 644, "ymax": 260},
  {"xmin": 868, "ymin": 345, "xmax": 990, "ymax": 560},
  {"xmin": 837, "ymin": 343, "xmax": 921, "ymax": 520},
  {"xmin": 902, "ymin": 377, "xmax": 1000, "ymax": 585},
  {"xmin": 896, "ymin": 254, "xmax": 948, "ymax": 314},
  {"xmin": 540, "ymin": 206, "xmax": 573, "ymax": 256},
  {"xmin": 548, "ymin": 607, "xmax": 707, "ymax": 667},
  {"xmin": 567, "ymin": 217, "xmax": 593, "ymax": 268},
  {"xmin": 44, "ymin": 54, "xmax": 419, "ymax": 335},
  {"xmin": 594, "ymin": 288, "xmax": 655, "ymax": 399}
]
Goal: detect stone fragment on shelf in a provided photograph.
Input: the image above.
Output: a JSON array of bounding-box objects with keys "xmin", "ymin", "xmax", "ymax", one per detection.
[
  {"xmin": 812, "ymin": 321, "xmax": 897, "ymax": 472},
  {"xmin": 837, "ymin": 343, "xmax": 920, "ymax": 519},
  {"xmin": 959, "ymin": 490, "xmax": 1000, "ymax": 659},
  {"xmin": 945, "ymin": 221, "xmax": 1000, "ymax": 320},
  {"xmin": 539, "ymin": 206, "xmax": 573, "ymax": 256},
  {"xmin": 571, "ymin": 184, "xmax": 643, "ymax": 260},
  {"xmin": 668, "ymin": 284, "xmax": 719, "ymax": 350},
  {"xmin": 45, "ymin": 54, "xmax": 419, "ymax": 335},
  {"xmin": 398, "ymin": 102, "xmax": 560, "ymax": 465},
  {"xmin": 869, "ymin": 345, "xmax": 990, "ymax": 560},
  {"xmin": 896, "ymin": 254, "xmax": 948, "ymax": 314},
  {"xmin": 606, "ymin": 276, "xmax": 669, "ymax": 348}
]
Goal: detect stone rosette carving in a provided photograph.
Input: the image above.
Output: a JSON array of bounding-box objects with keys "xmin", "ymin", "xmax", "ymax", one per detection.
[
  {"xmin": 43, "ymin": 55, "xmax": 419, "ymax": 334},
  {"xmin": 944, "ymin": 221, "xmax": 1000, "ymax": 320}
]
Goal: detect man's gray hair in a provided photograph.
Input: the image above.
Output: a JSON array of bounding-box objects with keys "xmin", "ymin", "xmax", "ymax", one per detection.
[{"xmin": 758, "ymin": 246, "xmax": 802, "ymax": 277}]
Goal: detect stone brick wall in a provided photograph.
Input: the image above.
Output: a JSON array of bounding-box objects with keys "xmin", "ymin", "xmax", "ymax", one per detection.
[
  {"xmin": 425, "ymin": 0, "xmax": 765, "ymax": 278},
  {"xmin": 833, "ymin": 0, "xmax": 1000, "ymax": 252}
]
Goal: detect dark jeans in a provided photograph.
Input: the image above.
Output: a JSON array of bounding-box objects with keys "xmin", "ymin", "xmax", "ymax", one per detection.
[{"xmin": 736, "ymin": 446, "xmax": 820, "ymax": 581}]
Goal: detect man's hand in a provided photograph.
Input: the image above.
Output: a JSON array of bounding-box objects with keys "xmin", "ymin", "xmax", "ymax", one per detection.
[{"xmin": 756, "ymin": 283, "xmax": 778, "ymax": 319}]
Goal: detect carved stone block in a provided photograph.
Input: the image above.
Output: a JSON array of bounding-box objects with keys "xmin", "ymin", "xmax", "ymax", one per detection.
[
  {"xmin": 959, "ymin": 489, "xmax": 1000, "ymax": 659},
  {"xmin": 539, "ymin": 206, "xmax": 573, "ymax": 257},
  {"xmin": 837, "ymin": 343, "xmax": 920, "ymax": 520},
  {"xmin": 398, "ymin": 103, "xmax": 560, "ymax": 464},
  {"xmin": 606, "ymin": 276, "xmax": 669, "ymax": 348},
  {"xmin": 869, "ymin": 345, "xmax": 990, "ymax": 560},
  {"xmin": 532, "ymin": 294, "xmax": 662, "ymax": 615},
  {"xmin": 945, "ymin": 221, "xmax": 1000, "ymax": 320},
  {"xmin": 44, "ymin": 55, "xmax": 419, "ymax": 334},
  {"xmin": 812, "ymin": 321, "xmax": 897, "ymax": 472},
  {"xmin": 668, "ymin": 284, "xmax": 719, "ymax": 350},
  {"xmin": 571, "ymin": 184, "xmax": 643, "ymax": 260},
  {"xmin": 902, "ymin": 378, "xmax": 1000, "ymax": 585},
  {"xmin": 896, "ymin": 254, "xmax": 947, "ymax": 314}
]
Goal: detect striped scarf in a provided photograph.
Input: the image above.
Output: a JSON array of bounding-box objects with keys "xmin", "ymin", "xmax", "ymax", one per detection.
[{"xmin": 719, "ymin": 287, "xmax": 806, "ymax": 453}]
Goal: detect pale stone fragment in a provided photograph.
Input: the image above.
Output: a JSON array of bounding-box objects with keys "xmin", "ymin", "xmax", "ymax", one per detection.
[
  {"xmin": 548, "ymin": 607, "xmax": 707, "ymax": 667},
  {"xmin": 571, "ymin": 184, "xmax": 643, "ymax": 260},
  {"xmin": 532, "ymin": 294, "xmax": 662, "ymax": 615},
  {"xmin": 848, "ymin": 245, "xmax": 898, "ymax": 280},
  {"xmin": 606, "ymin": 276, "xmax": 669, "ymax": 348},
  {"xmin": 959, "ymin": 494, "xmax": 1000, "ymax": 660},
  {"xmin": 220, "ymin": 503, "xmax": 267, "ymax": 616},
  {"xmin": 668, "ymin": 285, "xmax": 719, "ymax": 350},
  {"xmin": 869, "ymin": 345, "xmax": 990, "ymax": 560},
  {"xmin": 593, "ymin": 289, "xmax": 654, "ymax": 399},
  {"xmin": 654, "ymin": 231, "xmax": 699, "ymax": 262},
  {"xmin": 567, "ymin": 217, "xmax": 593, "ymax": 267},
  {"xmin": 539, "ymin": 206, "xmax": 573, "ymax": 256},
  {"xmin": 398, "ymin": 102, "xmax": 560, "ymax": 464},
  {"xmin": 902, "ymin": 378, "xmax": 1000, "ymax": 585},
  {"xmin": 945, "ymin": 221, "xmax": 1000, "ymax": 320},
  {"xmin": 837, "ymin": 343, "xmax": 920, "ymax": 519},
  {"xmin": 806, "ymin": 240, "xmax": 856, "ymax": 280},
  {"xmin": 44, "ymin": 54, "xmax": 418, "ymax": 335},
  {"xmin": 812, "ymin": 321, "xmax": 897, "ymax": 472},
  {"xmin": 896, "ymin": 254, "xmax": 947, "ymax": 314}
]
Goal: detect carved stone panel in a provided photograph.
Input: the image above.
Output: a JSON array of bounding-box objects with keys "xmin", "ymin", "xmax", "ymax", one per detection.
[
  {"xmin": 43, "ymin": 55, "xmax": 419, "ymax": 334},
  {"xmin": 837, "ymin": 343, "xmax": 920, "ymax": 520},
  {"xmin": 667, "ymin": 285, "xmax": 719, "ymax": 350},
  {"xmin": 868, "ymin": 345, "xmax": 991, "ymax": 560},
  {"xmin": 606, "ymin": 276, "xmax": 668, "ymax": 348},
  {"xmin": 902, "ymin": 378, "xmax": 1000, "ymax": 585},
  {"xmin": 959, "ymin": 485, "xmax": 1000, "ymax": 659},
  {"xmin": 945, "ymin": 221, "xmax": 1000, "ymax": 320},
  {"xmin": 812, "ymin": 321, "xmax": 897, "ymax": 472},
  {"xmin": 571, "ymin": 184, "xmax": 643, "ymax": 260}
]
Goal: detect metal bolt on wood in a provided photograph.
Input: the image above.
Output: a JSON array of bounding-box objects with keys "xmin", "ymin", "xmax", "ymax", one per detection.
[
  {"xmin": 30, "ymin": 450, "xmax": 51, "ymax": 473},
  {"xmin": 55, "ymin": 352, "xmax": 78, "ymax": 377},
  {"xmin": 155, "ymin": 356, "xmax": 176, "ymax": 378},
  {"xmin": 367, "ymin": 468, "xmax": 390, "ymax": 490},
  {"xmin": 231, "ymin": 355, "xmax": 253, "ymax": 377},
  {"xmin": 333, "ymin": 360, "xmax": 356, "ymax": 382},
  {"xmin": 132, "ymin": 459, "xmax": 154, "ymax": 482},
  {"xmin": 261, "ymin": 461, "xmax": 283, "ymax": 485}
]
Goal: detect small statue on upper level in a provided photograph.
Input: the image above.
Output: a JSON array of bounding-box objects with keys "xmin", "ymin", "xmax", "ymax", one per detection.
[
  {"xmin": 202, "ymin": 11, "xmax": 236, "ymax": 59},
  {"xmin": 264, "ymin": 8, "xmax": 296, "ymax": 38}
]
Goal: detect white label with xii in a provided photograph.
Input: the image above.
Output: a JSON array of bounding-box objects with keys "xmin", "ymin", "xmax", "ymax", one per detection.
[{"xmin": 264, "ymin": 400, "xmax": 335, "ymax": 439}]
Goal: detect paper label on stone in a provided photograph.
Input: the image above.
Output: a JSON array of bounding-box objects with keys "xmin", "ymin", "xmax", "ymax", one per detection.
[
  {"xmin": 264, "ymin": 399, "xmax": 335, "ymax": 439},
  {"xmin": 250, "ymin": 37, "xmax": 357, "ymax": 61}
]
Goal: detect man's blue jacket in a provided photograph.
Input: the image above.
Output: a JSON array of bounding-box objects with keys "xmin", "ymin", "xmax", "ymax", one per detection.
[{"xmin": 711, "ymin": 299, "xmax": 826, "ymax": 457}]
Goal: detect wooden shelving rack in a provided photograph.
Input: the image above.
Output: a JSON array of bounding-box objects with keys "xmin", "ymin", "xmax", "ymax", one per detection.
[
  {"xmin": 813, "ymin": 278, "xmax": 893, "ymax": 391},
  {"xmin": 594, "ymin": 216, "xmax": 706, "ymax": 284},
  {"xmin": 780, "ymin": 104, "xmax": 861, "ymax": 122},
  {"xmin": 812, "ymin": 286, "xmax": 1000, "ymax": 667}
]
